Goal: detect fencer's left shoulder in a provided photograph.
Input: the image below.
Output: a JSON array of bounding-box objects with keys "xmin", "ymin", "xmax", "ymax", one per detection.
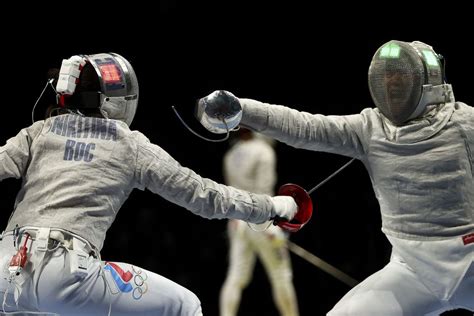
[
  {"xmin": 451, "ymin": 102, "xmax": 474, "ymax": 122},
  {"xmin": 453, "ymin": 101, "xmax": 474, "ymax": 113},
  {"xmin": 360, "ymin": 107, "xmax": 380, "ymax": 119},
  {"xmin": 340, "ymin": 106, "xmax": 380, "ymax": 123},
  {"xmin": 346, "ymin": 107, "xmax": 382, "ymax": 131}
]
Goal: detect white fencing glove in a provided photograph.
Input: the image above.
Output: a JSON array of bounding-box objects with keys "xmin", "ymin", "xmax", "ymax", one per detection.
[
  {"xmin": 195, "ymin": 90, "xmax": 242, "ymax": 134},
  {"xmin": 270, "ymin": 196, "xmax": 298, "ymax": 222}
]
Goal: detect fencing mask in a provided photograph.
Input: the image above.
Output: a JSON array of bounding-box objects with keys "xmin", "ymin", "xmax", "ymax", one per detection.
[
  {"xmin": 56, "ymin": 53, "xmax": 139, "ymax": 126},
  {"xmin": 368, "ymin": 40, "xmax": 453, "ymax": 126}
]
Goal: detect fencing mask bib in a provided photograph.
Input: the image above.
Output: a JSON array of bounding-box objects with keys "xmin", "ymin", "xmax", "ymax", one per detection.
[{"xmin": 368, "ymin": 40, "xmax": 453, "ymax": 126}]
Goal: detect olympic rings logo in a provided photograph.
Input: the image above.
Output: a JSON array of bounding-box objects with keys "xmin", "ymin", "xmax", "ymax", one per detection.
[{"xmin": 131, "ymin": 265, "xmax": 148, "ymax": 300}]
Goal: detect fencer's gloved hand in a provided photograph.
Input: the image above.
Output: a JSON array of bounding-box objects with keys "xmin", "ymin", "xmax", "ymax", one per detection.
[
  {"xmin": 270, "ymin": 196, "xmax": 298, "ymax": 222},
  {"xmin": 195, "ymin": 90, "xmax": 242, "ymax": 134}
]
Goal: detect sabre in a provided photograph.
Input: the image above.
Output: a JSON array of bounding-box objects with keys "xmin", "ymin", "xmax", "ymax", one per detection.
[{"xmin": 287, "ymin": 240, "xmax": 359, "ymax": 287}]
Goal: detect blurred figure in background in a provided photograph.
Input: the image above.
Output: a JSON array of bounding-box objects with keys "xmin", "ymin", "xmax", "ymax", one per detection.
[{"xmin": 219, "ymin": 128, "xmax": 299, "ymax": 316}]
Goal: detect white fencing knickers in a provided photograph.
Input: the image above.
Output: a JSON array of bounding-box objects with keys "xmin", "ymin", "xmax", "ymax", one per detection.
[
  {"xmin": 0, "ymin": 227, "xmax": 203, "ymax": 316},
  {"xmin": 328, "ymin": 235, "xmax": 474, "ymax": 316}
]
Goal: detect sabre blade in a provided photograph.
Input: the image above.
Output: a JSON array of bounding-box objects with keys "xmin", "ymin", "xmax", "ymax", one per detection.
[
  {"xmin": 287, "ymin": 240, "xmax": 359, "ymax": 287},
  {"xmin": 308, "ymin": 158, "xmax": 356, "ymax": 195}
]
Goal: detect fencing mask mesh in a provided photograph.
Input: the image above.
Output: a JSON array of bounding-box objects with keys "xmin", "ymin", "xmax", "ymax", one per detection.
[{"xmin": 368, "ymin": 40, "xmax": 444, "ymax": 125}]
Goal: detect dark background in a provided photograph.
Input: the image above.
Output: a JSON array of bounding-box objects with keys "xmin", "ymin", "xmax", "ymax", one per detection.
[{"xmin": 0, "ymin": 3, "xmax": 472, "ymax": 315}]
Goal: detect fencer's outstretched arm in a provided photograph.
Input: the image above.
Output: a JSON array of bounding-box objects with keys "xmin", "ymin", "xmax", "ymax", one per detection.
[
  {"xmin": 1, "ymin": 117, "xmax": 296, "ymax": 250},
  {"xmin": 134, "ymin": 132, "xmax": 296, "ymax": 223},
  {"xmin": 197, "ymin": 91, "xmax": 370, "ymax": 158},
  {"xmin": 239, "ymin": 99, "xmax": 368, "ymax": 159},
  {"xmin": 1, "ymin": 119, "xmax": 296, "ymax": 224}
]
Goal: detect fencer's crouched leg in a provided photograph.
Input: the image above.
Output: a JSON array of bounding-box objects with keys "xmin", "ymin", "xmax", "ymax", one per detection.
[
  {"xmin": 219, "ymin": 221, "xmax": 256, "ymax": 316},
  {"xmin": 327, "ymin": 253, "xmax": 447, "ymax": 316},
  {"xmin": 255, "ymin": 231, "xmax": 299, "ymax": 316},
  {"xmin": 99, "ymin": 262, "xmax": 202, "ymax": 316},
  {"xmin": 37, "ymin": 258, "xmax": 202, "ymax": 316},
  {"xmin": 1, "ymin": 233, "xmax": 202, "ymax": 316}
]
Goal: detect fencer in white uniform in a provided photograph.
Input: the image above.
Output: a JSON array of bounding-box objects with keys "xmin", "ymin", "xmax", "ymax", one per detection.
[
  {"xmin": 197, "ymin": 40, "xmax": 474, "ymax": 315},
  {"xmin": 219, "ymin": 129, "xmax": 299, "ymax": 316},
  {"xmin": 0, "ymin": 53, "xmax": 298, "ymax": 315}
]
